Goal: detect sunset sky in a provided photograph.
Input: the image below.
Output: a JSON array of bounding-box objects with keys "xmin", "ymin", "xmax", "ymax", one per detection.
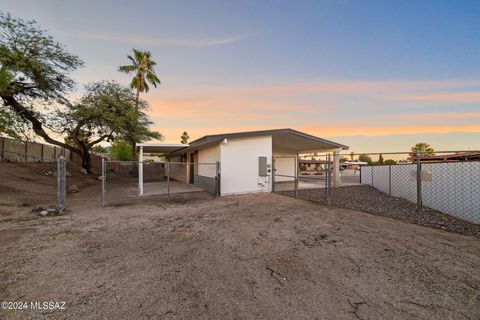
[{"xmin": 3, "ymin": 0, "xmax": 480, "ymax": 152}]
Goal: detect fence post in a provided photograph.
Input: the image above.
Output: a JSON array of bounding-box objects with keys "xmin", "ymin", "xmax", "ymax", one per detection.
[
  {"xmin": 371, "ymin": 165, "xmax": 374, "ymax": 187},
  {"xmin": 166, "ymin": 162, "xmax": 170, "ymax": 201},
  {"xmin": 389, "ymin": 164, "xmax": 392, "ymax": 196},
  {"xmin": 1, "ymin": 137, "xmax": 4, "ymax": 161},
  {"xmin": 271, "ymin": 157, "xmax": 275, "ymax": 193},
  {"xmin": 57, "ymin": 156, "xmax": 66, "ymax": 211},
  {"xmin": 101, "ymin": 158, "xmax": 106, "ymax": 207},
  {"xmin": 215, "ymin": 161, "xmax": 221, "ymax": 196},
  {"xmin": 416, "ymin": 152, "xmax": 422, "ymax": 210}
]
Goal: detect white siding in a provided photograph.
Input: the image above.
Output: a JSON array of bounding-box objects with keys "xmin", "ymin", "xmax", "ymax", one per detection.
[
  {"xmin": 273, "ymin": 156, "xmax": 295, "ymax": 182},
  {"xmin": 220, "ymin": 135, "xmax": 272, "ymax": 195}
]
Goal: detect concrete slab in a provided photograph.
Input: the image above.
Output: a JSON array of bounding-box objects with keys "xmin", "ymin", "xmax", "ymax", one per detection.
[{"xmin": 143, "ymin": 181, "xmax": 204, "ymax": 196}]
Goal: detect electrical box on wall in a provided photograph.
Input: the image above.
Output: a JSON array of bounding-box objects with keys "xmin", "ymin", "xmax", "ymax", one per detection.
[{"xmin": 259, "ymin": 156, "xmax": 268, "ymax": 176}]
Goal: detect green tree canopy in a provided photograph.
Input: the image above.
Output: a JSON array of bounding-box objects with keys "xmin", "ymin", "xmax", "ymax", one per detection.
[
  {"xmin": 0, "ymin": 13, "xmax": 161, "ymax": 172},
  {"xmin": 384, "ymin": 159, "xmax": 397, "ymax": 165},
  {"xmin": 58, "ymin": 81, "xmax": 162, "ymax": 171},
  {"xmin": 358, "ymin": 154, "xmax": 373, "ymax": 165},
  {"xmin": 110, "ymin": 140, "xmax": 133, "ymax": 161}
]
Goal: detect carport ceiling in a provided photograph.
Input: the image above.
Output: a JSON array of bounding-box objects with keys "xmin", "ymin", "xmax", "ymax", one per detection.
[{"xmin": 272, "ymin": 131, "xmax": 348, "ymax": 153}]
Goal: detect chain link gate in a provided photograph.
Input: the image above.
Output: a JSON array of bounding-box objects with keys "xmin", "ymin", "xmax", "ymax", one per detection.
[
  {"xmin": 272, "ymin": 154, "xmax": 331, "ymax": 203},
  {"xmin": 101, "ymin": 159, "xmax": 220, "ymax": 206}
]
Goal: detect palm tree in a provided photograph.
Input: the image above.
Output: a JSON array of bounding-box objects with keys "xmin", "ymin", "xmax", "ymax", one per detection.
[
  {"xmin": 119, "ymin": 49, "xmax": 161, "ymax": 111},
  {"xmin": 411, "ymin": 142, "xmax": 435, "ymax": 156},
  {"xmin": 119, "ymin": 49, "xmax": 161, "ymax": 157}
]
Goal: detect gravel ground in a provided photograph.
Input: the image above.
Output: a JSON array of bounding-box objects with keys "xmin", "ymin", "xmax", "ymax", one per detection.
[{"xmin": 280, "ymin": 185, "xmax": 480, "ymax": 239}]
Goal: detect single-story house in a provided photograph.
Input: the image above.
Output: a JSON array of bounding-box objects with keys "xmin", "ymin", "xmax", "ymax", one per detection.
[{"xmin": 137, "ymin": 128, "xmax": 348, "ymax": 196}]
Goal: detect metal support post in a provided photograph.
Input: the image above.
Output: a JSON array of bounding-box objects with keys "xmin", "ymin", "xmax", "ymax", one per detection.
[
  {"xmin": 416, "ymin": 152, "xmax": 422, "ymax": 210},
  {"xmin": 138, "ymin": 146, "xmax": 144, "ymax": 196},
  {"xmin": 294, "ymin": 154, "xmax": 298, "ymax": 198},
  {"xmin": 101, "ymin": 157, "xmax": 106, "ymax": 207}
]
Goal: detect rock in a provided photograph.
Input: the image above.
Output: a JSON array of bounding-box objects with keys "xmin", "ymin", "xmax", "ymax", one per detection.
[
  {"xmin": 47, "ymin": 208, "xmax": 58, "ymax": 214},
  {"xmin": 32, "ymin": 205, "xmax": 44, "ymax": 213},
  {"xmin": 80, "ymin": 168, "xmax": 88, "ymax": 175},
  {"xmin": 67, "ymin": 185, "xmax": 79, "ymax": 194},
  {"xmin": 97, "ymin": 175, "xmax": 104, "ymax": 181},
  {"xmin": 40, "ymin": 210, "xmax": 49, "ymax": 217}
]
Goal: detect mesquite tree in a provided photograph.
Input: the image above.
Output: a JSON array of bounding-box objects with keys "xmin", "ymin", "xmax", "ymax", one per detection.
[{"xmin": 0, "ymin": 12, "xmax": 161, "ymax": 172}]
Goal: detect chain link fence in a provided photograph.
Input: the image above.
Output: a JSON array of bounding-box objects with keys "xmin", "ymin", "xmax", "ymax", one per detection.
[
  {"xmin": 0, "ymin": 149, "xmax": 68, "ymax": 212},
  {"xmin": 272, "ymin": 154, "xmax": 330, "ymax": 201},
  {"xmin": 276, "ymin": 150, "xmax": 480, "ymax": 237},
  {"xmin": 101, "ymin": 160, "xmax": 219, "ymax": 206}
]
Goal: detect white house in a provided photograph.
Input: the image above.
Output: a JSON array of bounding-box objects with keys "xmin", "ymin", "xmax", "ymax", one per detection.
[{"xmin": 137, "ymin": 128, "xmax": 348, "ymax": 196}]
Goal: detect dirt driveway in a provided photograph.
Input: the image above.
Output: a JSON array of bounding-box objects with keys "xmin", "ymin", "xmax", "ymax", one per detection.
[{"xmin": 1, "ymin": 193, "xmax": 479, "ymax": 320}]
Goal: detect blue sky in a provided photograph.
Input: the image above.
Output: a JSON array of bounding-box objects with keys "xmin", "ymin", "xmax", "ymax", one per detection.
[{"xmin": 2, "ymin": 0, "xmax": 480, "ymax": 152}]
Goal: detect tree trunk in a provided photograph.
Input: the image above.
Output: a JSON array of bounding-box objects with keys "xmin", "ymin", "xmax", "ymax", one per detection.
[
  {"xmin": 78, "ymin": 149, "xmax": 92, "ymax": 174},
  {"xmin": 2, "ymin": 95, "xmax": 95, "ymax": 173}
]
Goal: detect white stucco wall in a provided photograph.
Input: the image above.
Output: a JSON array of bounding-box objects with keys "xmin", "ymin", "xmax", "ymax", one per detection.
[
  {"xmin": 361, "ymin": 163, "xmax": 480, "ymax": 224},
  {"xmin": 220, "ymin": 135, "xmax": 272, "ymax": 195},
  {"xmin": 197, "ymin": 144, "xmax": 220, "ymax": 177},
  {"xmin": 273, "ymin": 156, "xmax": 295, "ymax": 182}
]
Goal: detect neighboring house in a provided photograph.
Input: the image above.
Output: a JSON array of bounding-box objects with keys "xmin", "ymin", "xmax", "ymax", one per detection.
[
  {"xmin": 137, "ymin": 128, "xmax": 348, "ymax": 196},
  {"xmin": 299, "ymin": 159, "xmax": 327, "ymax": 172},
  {"xmin": 410, "ymin": 152, "xmax": 480, "ymax": 163}
]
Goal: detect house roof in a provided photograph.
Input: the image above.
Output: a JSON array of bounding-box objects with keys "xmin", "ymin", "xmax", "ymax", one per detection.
[
  {"xmin": 179, "ymin": 128, "xmax": 348, "ymax": 154},
  {"xmin": 412, "ymin": 151, "xmax": 480, "ymax": 162}
]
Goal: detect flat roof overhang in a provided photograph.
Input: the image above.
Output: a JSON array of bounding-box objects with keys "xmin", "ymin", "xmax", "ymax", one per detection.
[
  {"xmin": 271, "ymin": 131, "xmax": 348, "ymax": 154},
  {"xmin": 136, "ymin": 143, "xmax": 188, "ymax": 154}
]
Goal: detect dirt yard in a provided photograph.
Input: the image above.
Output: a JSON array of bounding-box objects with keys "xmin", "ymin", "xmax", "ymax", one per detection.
[{"xmin": 1, "ymin": 168, "xmax": 479, "ymax": 320}]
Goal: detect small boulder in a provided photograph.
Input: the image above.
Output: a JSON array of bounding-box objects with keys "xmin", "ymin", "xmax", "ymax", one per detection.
[
  {"xmin": 47, "ymin": 208, "xmax": 58, "ymax": 214},
  {"xmin": 67, "ymin": 185, "xmax": 79, "ymax": 194},
  {"xmin": 97, "ymin": 175, "xmax": 104, "ymax": 181},
  {"xmin": 80, "ymin": 168, "xmax": 88, "ymax": 175},
  {"xmin": 39, "ymin": 210, "xmax": 49, "ymax": 217},
  {"xmin": 32, "ymin": 205, "xmax": 44, "ymax": 213}
]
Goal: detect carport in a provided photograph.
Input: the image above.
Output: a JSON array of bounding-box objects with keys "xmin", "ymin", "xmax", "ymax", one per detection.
[
  {"xmin": 136, "ymin": 143, "xmax": 196, "ymax": 196},
  {"xmin": 270, "ymin": 129, "xmax": 348, "ymax": 192}
]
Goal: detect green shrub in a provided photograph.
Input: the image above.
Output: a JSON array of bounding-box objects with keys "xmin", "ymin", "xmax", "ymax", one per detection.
[{"xmin": 110, "ymin": 140, "xmax": 132, "ymax": 161}]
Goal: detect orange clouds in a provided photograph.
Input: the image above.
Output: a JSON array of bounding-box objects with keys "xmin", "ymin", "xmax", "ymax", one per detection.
[
  {"xmin": 141, "ymin": 79, "xmax": 480, "ymax": 143},
  {"xmin": 399, "ymin": 92, "xmax": 480, "ymax": 103}
]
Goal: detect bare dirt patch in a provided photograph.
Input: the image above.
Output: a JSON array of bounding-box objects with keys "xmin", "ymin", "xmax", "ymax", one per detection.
[{"xmin": 1, "ymin": 190, "xmax": 479, "ymax": 320}]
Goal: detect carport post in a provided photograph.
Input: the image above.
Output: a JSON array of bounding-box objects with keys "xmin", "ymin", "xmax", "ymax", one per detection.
[
  {"xmin": 294, "ymin": 154, "xmax": 299, "ymax": 198},
  {"xmin": 139, "ymin": 146, "xmax": 144, "ymax": 196}
]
